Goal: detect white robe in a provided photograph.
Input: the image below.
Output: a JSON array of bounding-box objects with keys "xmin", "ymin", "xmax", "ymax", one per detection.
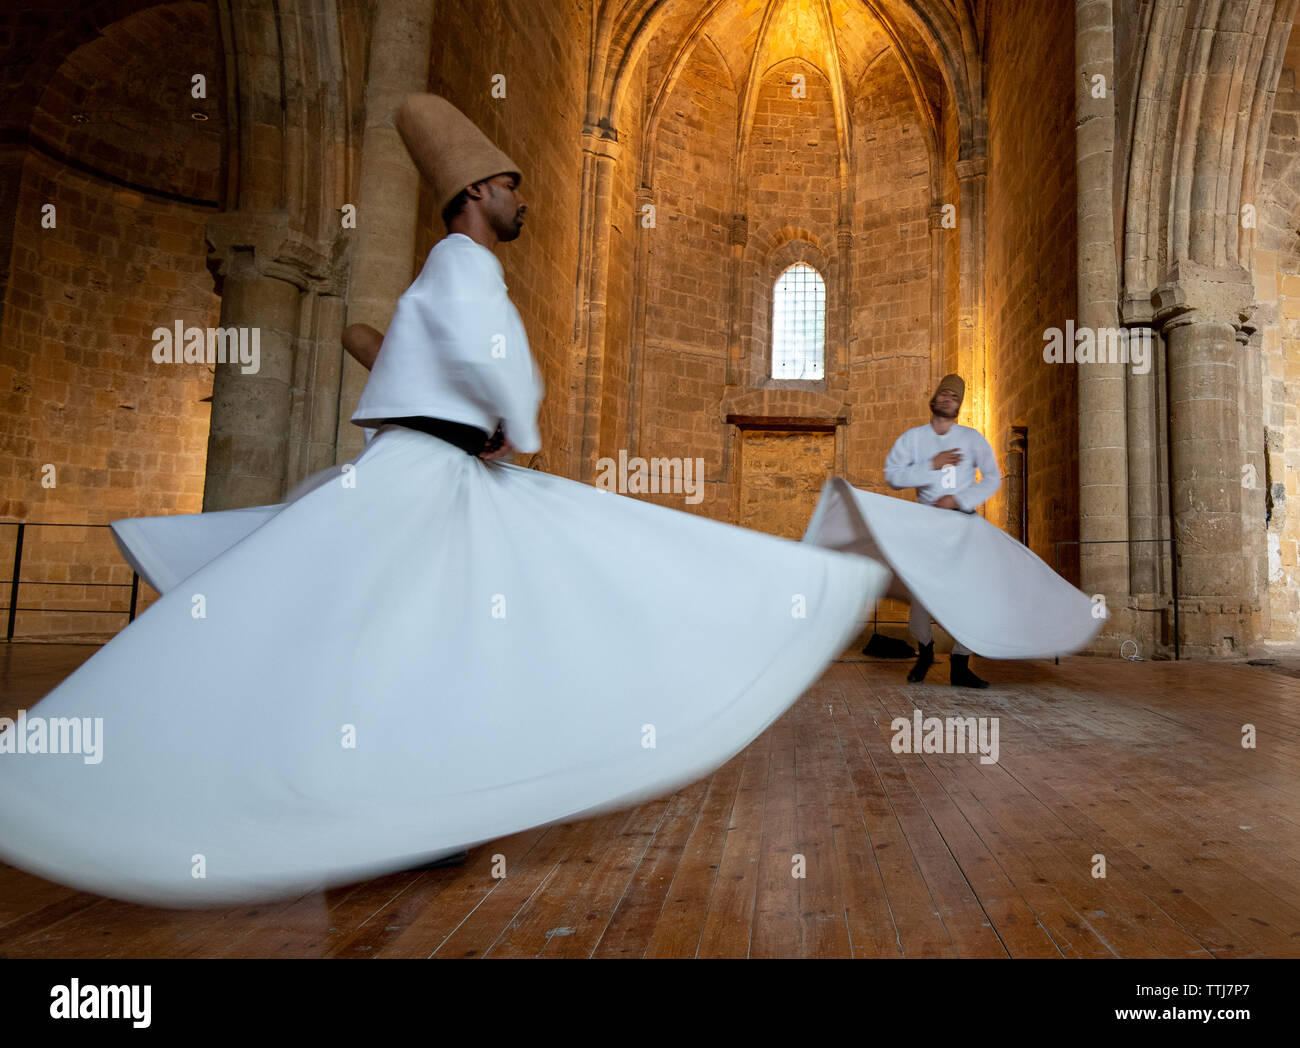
[
  {"xmin": 803, "ymin": 477, "xmax": 1102, "ymax": 659},
  {"xmin": 0, "ymin": 237, "xmax": 888, "ymax": 908},
  {"xmin": 352, "ymin": 232, "xmax": 543, "ymax": 451},
  {"xmin": 883, "ymin": 421, "xmax": 1001, "ymax": 512}
]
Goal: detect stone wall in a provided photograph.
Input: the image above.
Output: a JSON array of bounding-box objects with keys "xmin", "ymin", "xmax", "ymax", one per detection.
[
  {"xmin": 984, "ymin": 0, "xmax": 1079, "ymax": 577},
  {"xmin": 0, "ymin": 153, "xmax": 218, "ymax": 639},
  {"xmin": 1256, "ymin": 20, "xmax": 1300, "ymax": 643},
  {"xmin": 845, "ymin": 51, "xmax": 933, "ymax": 494},
  {"xmin": 634, "ymin": 43, "xmax": 935, "ymax": 528},
  {"xmin": 637, "ymin": 38, "xmax": 737, "ymax": 516},
  {"xmin": 0, "ymin": 0, "xmax": 224, "ymax": 640}
]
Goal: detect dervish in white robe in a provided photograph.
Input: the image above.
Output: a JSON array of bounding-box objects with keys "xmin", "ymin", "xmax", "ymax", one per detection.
[
  {"xmin": 0, "ymin": 96, "xmax": 887, "ymax": 907},
  {"xmin": 803, "ymin": 374, "xmax": 1102, "ymax": 684}
]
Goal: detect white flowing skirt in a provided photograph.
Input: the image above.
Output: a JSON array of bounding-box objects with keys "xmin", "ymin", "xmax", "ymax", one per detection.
[
  {"xmin": 108, "ymin": 462, "xmax": 341, "ymax": 594},
  {"xmin": 803, "ymin": 478, "xmax": 1102, "ymax": 658},
  {"xmin": 0, "ymin": 427, "xmax": 887, "ymax": 907}
]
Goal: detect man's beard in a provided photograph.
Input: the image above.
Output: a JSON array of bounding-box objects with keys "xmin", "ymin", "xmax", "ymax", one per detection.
[
  {"xmin": 497, "ymin": 215, "xmax": 524, "ymax": 242},
  {"xmin": 930, "ymin": 397, "xmax": 959, "ymax": 419}
]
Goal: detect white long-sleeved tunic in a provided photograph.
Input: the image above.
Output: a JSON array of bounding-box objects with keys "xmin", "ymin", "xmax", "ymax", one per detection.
[
  {"xmin": 351, "ymin": 232, "xmax": 544, "ymax": 453},
  {"xmin": 883, "ymin": 422, "xmax": 1001, "ymax": 513}
]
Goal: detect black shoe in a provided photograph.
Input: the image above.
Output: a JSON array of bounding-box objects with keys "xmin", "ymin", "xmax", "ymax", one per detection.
[
  {"xmin": 950, "ymin": 653, "xmax": 989, "ymax": 689},
  {"xmin": 906, "ymin": 641, "xmax": 935, "ymax": 683},
  {"xmin": 405, "ymin": 850, "xmax": 468, "ymax": 872}
]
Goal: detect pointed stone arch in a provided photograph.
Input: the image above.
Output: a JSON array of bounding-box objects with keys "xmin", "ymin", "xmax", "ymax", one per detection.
[
  {"xmin": 575, "ymin": 0, "xmax": 986, "ymax": 484},
  {"xmin": 1104, "ymin": 0, "xmax": 1300, "ymax": 656},
  {"xmin": 1121, "ymin": 0, "xmax": 1299, "ymax": 314}
]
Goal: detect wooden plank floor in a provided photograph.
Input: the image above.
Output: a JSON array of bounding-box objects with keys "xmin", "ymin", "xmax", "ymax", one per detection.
[{"xmin": 2, "ymin": 643, "xmax": 1299, "ymax": 958}]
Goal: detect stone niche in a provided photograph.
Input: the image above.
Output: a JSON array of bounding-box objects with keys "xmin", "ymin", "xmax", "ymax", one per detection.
[{"xmin": 721, "ymin": 387, "xmax": 849, "ymax": 538}]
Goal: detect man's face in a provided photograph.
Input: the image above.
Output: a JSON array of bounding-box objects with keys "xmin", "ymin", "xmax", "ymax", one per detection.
[
  {"xmin": 931, "ymin": 387, "xmax": 961, "ymax": 418},
  {"xmin": 473, "ymin": 173, "xmax": 527, "ymax": 242}
]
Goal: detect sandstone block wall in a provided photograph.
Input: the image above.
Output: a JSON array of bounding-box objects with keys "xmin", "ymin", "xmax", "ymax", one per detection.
[
  {"xmin": 1256, "ymin": 20, "xmax": 1300, "ymax": 643},
  {"xmin": 0, "ymin": 158, "xmax": 218, "ymax": 639},
  {"xmin": 984, "ymin": 0, "xmax": 1080, "ymax": 578},
  {"xmin": 0, "ymin": 1, "xmax": 224, "ymax": 640},
  {"xmin": 636, "ymin": 42, "xmax": 937, "ymax": 528}
]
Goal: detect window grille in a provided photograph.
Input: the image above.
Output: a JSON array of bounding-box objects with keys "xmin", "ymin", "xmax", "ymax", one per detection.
[{"xmin": 771, "ymin": 263, "xmax": 825, "ymax": 380}]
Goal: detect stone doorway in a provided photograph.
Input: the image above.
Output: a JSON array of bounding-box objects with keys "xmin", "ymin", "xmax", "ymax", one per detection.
[{"xmin": 732, "ymin": 421, "xmax": 836, "ymax": 539}]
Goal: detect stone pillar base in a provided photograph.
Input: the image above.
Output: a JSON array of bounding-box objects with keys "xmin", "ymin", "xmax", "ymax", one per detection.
[
  {"xmin": 1075, "ymin": 604, "xmax": 1145, "ymax": 659},
  {"xmin": 1085, "ymin": 599, "xmax": 1262, "ymax": 659},
  {"xmin": 1161, "ymin": 600, "xmax": 1261, "ymax": 659}
]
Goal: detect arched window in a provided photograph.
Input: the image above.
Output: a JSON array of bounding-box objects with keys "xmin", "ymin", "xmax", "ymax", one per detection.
[{"xmin": 771, "ymin": 263, "xmax": 826, "ymax": 380}]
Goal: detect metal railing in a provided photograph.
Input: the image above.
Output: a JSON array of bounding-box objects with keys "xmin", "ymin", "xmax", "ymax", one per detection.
[
  {"xmin": 2, "ymin": 522, "xmax": 140, "ymax": 641},
  {"xmin": 1053, "ymin": 536, "xmax": 1179, "ymax": 661}
]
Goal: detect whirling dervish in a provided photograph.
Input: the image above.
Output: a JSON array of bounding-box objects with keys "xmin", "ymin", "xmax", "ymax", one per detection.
[
  {"xmin": 803, "ymin": 373, "xmax": 1103, "ymax": 679},
  {"xmin": 0, "ymin": 94, "xmax": 888, "ymax": 908}
]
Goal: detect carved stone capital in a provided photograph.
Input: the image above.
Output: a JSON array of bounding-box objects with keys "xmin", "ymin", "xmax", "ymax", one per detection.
[
  {"xmin": 955, "ymin": 155, "xmax": 988, "ymax": 181},
  {"xmin": 836, "ymin": 222, "xmax": 852, "ymax": 253},
  {"xmin": 205, "ymin": 211, "xmax": 344, "ymax": 294},
  {"xmin": 1152, "ymin": 259, "xmax": 1255, "ymax": 333},
  {"xmin": 581, "ymin": 123, "xmax": 620, "ymax": 162}
]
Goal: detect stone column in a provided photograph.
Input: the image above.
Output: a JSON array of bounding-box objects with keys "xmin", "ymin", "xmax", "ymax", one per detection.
[
  {"xmin": 1238, "ymin": 319, "xmax": 1267, "ymax": 613},
  {"xmin": 1153, "ymin": 260, "xmax": 1258, "ymax": 654},
  {"xmin": 1076, "ymin": 0, "xmax": 1128, "ymax": 646},
  {"xmin": 1161, "ymin": 313, "xmax": 1241, "ymax": 594},
  {"xmin": 1125, "ymin": 326, "xmax": 1161, "ymax": 604},
  {"xmin": 570, "ymin": 125, "xmax": 619, "ymax": 483},
  {"xmin": 834, "ymin": 221, "xmax": 852, "ymax": 390},
  {"xmin": 201, "ymin": 246, "xmax": 302, "ymax": 511},
  {"xmin": 721, "ymin": 210, "xmax": 748, "ymax": 389},
  {"xmin": 954, "ymin": 156, "xmax": 987, "ymax": 438},
  {"xmin": 626, "ymin": 183, "xmax": 656, "ymax": 452},
  {"xmin": 286, "ymin": 291, "xmax": 347, "ymax": 484},
  {"xmin": 717, "ymin": 209, "xmax": 747, "ymax": 497},
  {"xmin": 202, "ymin": 209, "xmax": 342, "ymax": 510},
  {"xmin": 927, "ymin": 201, "xmax": 947, "ymax": 393},
  {"xmin": 336, "ymin": 0, "xmax": 435, "ymax": 463},
  {"xmin": 1077, "ymin": 344, "xmax": 1130, "ymax": 629}
]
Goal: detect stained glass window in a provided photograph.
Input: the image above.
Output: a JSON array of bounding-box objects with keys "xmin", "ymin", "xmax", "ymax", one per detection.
[{"xmin": 771, "ymin": 263, "xmax": 825, "ymax": 380}]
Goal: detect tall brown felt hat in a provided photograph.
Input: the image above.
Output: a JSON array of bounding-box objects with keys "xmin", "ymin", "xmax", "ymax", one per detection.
[
  {"xmin": 935, "ymin": 373, "xmax": 965, "ymax": 402},
  {"xmin": 395, "ymin": 94, "xmax": 521, "ymax": 215}
]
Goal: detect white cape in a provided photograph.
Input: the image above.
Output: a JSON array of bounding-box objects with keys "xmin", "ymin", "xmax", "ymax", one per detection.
[
  {"xmin": 0, "ymin": 427, "xmax": 887, "ymax": 907},
  {"xmin": 803, "ymin": 477, "xmax": 1101, "ymax": 658}
]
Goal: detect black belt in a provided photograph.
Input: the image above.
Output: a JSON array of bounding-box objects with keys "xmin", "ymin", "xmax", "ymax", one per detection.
[{"xmin": 382, "ymin": 416, "xmax": 490, "ymax": 456}]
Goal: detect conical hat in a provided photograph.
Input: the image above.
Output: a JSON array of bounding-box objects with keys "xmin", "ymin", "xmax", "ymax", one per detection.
[
  {"xmin": 395, "ymin": 94, "xmax": 521, "ymax": 215},
  {"xmin": 935, "ymin": 373, "xmax": 965, "ymax": 402}
]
